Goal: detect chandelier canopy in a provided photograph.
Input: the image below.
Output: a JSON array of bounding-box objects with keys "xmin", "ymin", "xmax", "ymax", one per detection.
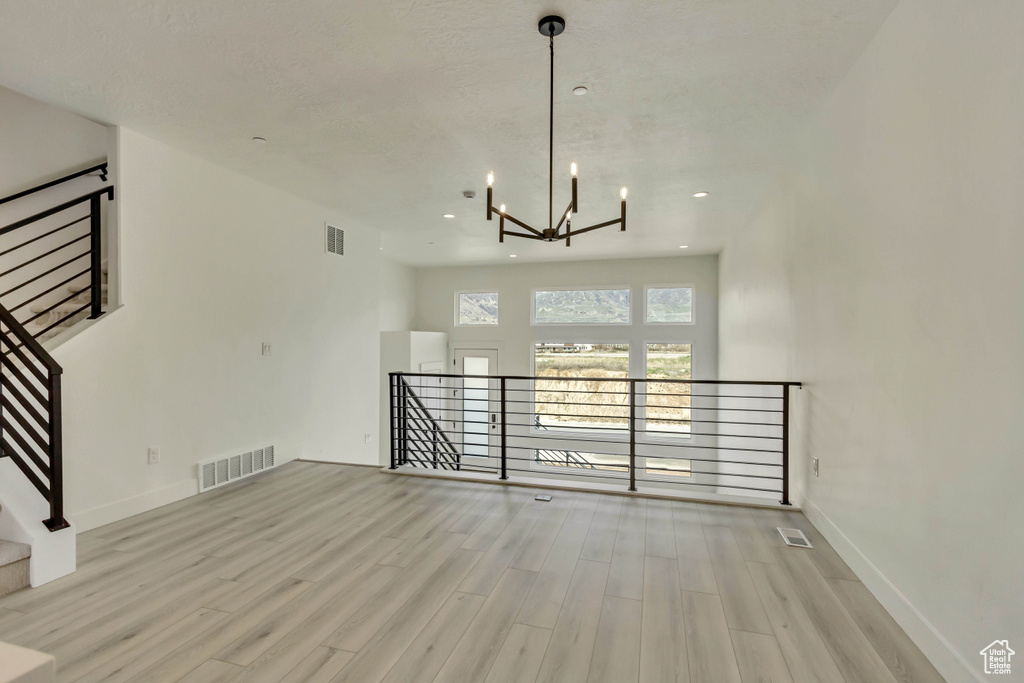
[{"xmin": 486, "ymin": 16, "xmax": 627, "ymax": 246}]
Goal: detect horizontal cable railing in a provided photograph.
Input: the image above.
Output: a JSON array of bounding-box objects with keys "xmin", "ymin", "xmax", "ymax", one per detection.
[
  {"xmin": 390, "ymin": 372, "xmax": 801, "ymax": 505},
  {"xmin": 0, "ymin": 303, "xmax": 67, "ymax": 530},
  {"xmin": 394, "ymin": 377, "xmax": 461, "ymax": 470},
  {"xmin": 0, "ymin": 186, "xmax": 113, "ymax": 345}
]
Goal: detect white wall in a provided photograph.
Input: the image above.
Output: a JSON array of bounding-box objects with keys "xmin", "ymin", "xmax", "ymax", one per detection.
[
  {"xmin": 378, "ymin": 258, "xmax": 415, "ymax": 331},
  {"xmin": 51, "ymin": 127, "xmax": 386, "ymax": 530},
  {"xmin": 413, "ymin": 255, "xmax": 719, "ymax": 379},
  {"xmin": 0, "ymin": 85, "xmax": 106, "ymax": 197},
  {"xmin": 719, "ymin": 1, "xmax": 1024, "ymax": 680}
]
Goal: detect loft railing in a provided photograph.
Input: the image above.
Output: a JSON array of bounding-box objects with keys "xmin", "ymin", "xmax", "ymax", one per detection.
[
  {"xmin": 0, "ymin": 304, "xmax": 67, "ymax": 530},
  {"xmin": 0, "ymin": 162, "xmax": 108, "ymax": 207},
  {"xmin": 389, "ymin": 372, "xmax": 801, "ymax": 505},
  {"xmin": 0, "ymin": 186, "xmax": 113, "ymax": 341}
]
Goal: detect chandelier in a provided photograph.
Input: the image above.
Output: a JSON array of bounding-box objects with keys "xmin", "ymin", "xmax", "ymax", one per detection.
[{"xmin": 486, "ymin": 15, "xmax": 627, "ymax": 246}]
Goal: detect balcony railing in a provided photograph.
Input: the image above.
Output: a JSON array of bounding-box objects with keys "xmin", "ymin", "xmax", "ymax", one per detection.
[{"xmin": 389, "ymin": 372, "xmax": 801, "ymax": 505}]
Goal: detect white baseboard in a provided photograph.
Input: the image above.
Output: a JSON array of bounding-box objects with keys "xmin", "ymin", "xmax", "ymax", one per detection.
[
  {"xmin": 69, "ymin": 449, "xmax": 299, "ymax": 533},
  {"xmin": 70, "ymin": 479, "xmax": 197, "ymax": 533},
  {"xmin": 802, "ymin": 499, "xmax": 981, "ymax": 683}
]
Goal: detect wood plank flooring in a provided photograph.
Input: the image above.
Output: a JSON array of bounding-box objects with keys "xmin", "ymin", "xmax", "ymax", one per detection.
[{"xmin": 0, "ymin": 461, "xmax": 946, "ymax": 682}]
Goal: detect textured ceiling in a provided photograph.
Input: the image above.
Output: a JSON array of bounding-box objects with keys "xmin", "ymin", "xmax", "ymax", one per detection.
[{"xmin": 0, "ymin": 0, "xmax": 895, "ymax": 265}]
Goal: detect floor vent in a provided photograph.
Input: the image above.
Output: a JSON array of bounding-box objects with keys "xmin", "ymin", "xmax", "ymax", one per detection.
[
  {"xmin": 198, "ymin": 444, "xmax": 277, "ymax": 492},
  {"xmin": 777, "ymin": 527, "xmax": 813, "ymax": 549},
  {"xmin": 326, "ymin": 224, "xmax": 344, "ymax": 256}
]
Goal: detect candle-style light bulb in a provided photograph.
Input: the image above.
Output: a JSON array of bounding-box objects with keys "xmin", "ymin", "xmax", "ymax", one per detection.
[
  {"xmin": 570, "ymin": 162, "xmax": 577, "ymax": 177},
  {"xmin": 566, "ymin": 209, "xmax": 572, "ymax": 222},
  {"xmin": 487, "ymin": 172, "xmax": 494, "ymax": 187},
  {"xmin": 500, "ymin": 204, "xmax": 505, "ymax": 213},
  {"xmin": 620, "ymin": 187, "xmax": 628, "ymax": 200}
]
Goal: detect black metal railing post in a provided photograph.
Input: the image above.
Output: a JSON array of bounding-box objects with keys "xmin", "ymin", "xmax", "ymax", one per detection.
[
  {"xmin": 499, "ymin": 377, "xmax": 508, "ymax": 480},
  {"xmin": 44, "ymin": 372, "xmax": 68, "ymax": 531},
  {"xmin": 400, "ymin": 378, "xmax": 408, "ymax": 466},
  {"xmin": 781, "ymin": 384, "xmax": 790, "ymax": 505},
  {"xmin": 432, "ymin": 424, "xmax": 439, "ymax": 469},
  {"xmin": 88, "ymin": 194, "xmax": 103, "ymax": 319},
  {"xmin": 389, "ymin": 374, "xmax": 397, "ymax": 470},
  {"xmin": 628, "ymin": 379, "xmax": 637, "ymax": 491}
]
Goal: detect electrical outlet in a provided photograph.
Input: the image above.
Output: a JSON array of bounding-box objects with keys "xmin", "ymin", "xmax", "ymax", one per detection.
[
  {"xmin": 148, "ymin": 447, "xmax": 161, "ymax": 465},
  {"xmin": 812, "ymin": 457, "xmax": 819, "ymax": 477},
  {"xmin": 363, "ymin": 433, "xmax": 372, "ymax": 443},
  {"xmin": 262, "ymin": 342, "xmax": 273, "ymax": 356}
]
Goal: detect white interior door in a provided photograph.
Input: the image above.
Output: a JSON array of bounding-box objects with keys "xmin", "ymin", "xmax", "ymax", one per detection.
[{"xmin": 455, "ymin": 349, "xmax": 499, "ymax": 469}]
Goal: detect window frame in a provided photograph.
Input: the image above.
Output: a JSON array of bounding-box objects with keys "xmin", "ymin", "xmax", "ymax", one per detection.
[
  {"xmin": 454, "ymin": 290, "xmax": 500, "ymax": 327},
  {"xmin": 643, "ymin": 284, "xmax": 695, "ymax": 326},
  {"xmin": 530, "ymin": 286, "xmax": 633, "ymax": 326}
]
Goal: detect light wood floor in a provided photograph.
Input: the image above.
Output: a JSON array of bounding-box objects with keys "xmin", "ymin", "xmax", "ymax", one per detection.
[{"xmin": 0, "ymin": 461, "xmax": 945, "ymax": 683}]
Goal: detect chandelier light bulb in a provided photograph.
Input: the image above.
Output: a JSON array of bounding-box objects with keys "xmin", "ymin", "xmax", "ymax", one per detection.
[
  {"xmin": 570, "ymin": 162, "xmax": 577, "ymax": 177},
  {"xmin": 620, "ymin": 187, "xmax": 628, "ymax": 200},
  {"xmin": 500, "ymin": 204, "xmax": 506, "ymax": 213},
  {"xmin": 487, "ymin": 172, "xmax": 494, "ymax": 187}
]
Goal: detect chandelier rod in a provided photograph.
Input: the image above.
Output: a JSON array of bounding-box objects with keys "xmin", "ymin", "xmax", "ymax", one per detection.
[{"xmin": 548, "ymin": 31, "xmax": 555, "ymax": 231}]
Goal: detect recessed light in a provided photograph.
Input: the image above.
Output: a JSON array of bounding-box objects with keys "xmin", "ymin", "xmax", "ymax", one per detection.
[
  {"xmin": 443, "ymin": 213, "xmax": 455, "ymax": 219},
  {"xmin": 693, "ymin": 191, "xmax": 709, "ymax": 198},
  {"xmin": 573, "ymin": 86, "xmax": 588, "ymax": 95},
  {"xmin": 509, "ymin": 254, "xmax": 517, "ymax": 258},
  {"xmin": 679, "ymin": 245, "xmax": 689, "ymax": 249},
  {"xmin": 252, "ymin": 136, "xmax": 267, "ymax": 144}
]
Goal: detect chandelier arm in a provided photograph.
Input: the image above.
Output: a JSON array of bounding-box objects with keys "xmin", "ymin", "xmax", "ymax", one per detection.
[
  {"xmin": 503, "ymin": 230, "xmax": 547, "ymax": 241},
  {"xmin": 564, "ymin": 217, "xmax": 624, "ymax": 237},
  {"xmin": 554, "ymin": 199, "xmax": 574, "ymax": 231},
  {"xmin": 495, "ymin": 209, "xmax": 544, "ymax": 237}
]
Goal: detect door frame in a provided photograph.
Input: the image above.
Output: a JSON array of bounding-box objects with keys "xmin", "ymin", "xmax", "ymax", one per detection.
[{"xmin": 451, "ymin": 344, "xmax": 502, "ymax": 471}]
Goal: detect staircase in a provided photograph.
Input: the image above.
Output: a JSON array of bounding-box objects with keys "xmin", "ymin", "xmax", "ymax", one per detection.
[
  {"xmin": 0, "ymin": 162, "xmax": 113, "ymax": 588},
  {"xmin": 0, "ymin": 527, "xmax": 31, "ymax": 598},
  {"xmin": 393, "ymin": 377, "xmax": 461, "ymax": 470},
  {"xmin": 26, "ymin": 269, "xmax": 108, "ymax": 343}
]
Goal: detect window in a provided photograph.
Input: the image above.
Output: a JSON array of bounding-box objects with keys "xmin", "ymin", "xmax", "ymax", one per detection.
[
  {"xmin": 646, "ymin": 286, "xmax": 693, "ymax": 323},
  {"xmin": 645, "ymin": 343, "xmax": 692, "ymax": 435},
  {"xmin": 457, "ymin": 292, "xmax": 498, "ymax": 325},
  {"xmin": 533, "ymin": 343, "xmax": 629, "ymax": 430},
  {"xmin": 533, "ymin": 288, "xmax": 630, "ymax": 324},
  {"xmin": 645, "ymin": 343, "xmax": 692, "ymax": 476}
]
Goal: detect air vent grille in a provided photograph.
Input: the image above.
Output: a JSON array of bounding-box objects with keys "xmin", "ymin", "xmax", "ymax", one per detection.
[
  {"xmin": 777, "ymin": 527, "xmax": 813, "ymax": 549},
  {"xmin": 197, "ymin": 444, "xmax": 278, "ymax": 492},
  {"xmin": 326, "ymin": 224, "xmax": 344, "ymax": 256}
]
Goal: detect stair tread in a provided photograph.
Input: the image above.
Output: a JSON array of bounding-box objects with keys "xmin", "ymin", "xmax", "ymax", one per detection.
[{"xmin": 0, "ymin": 540, "xmax": 31, "ymax": 566}]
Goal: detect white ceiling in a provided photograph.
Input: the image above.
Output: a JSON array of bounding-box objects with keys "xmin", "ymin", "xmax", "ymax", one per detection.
[{"xmin": 0, "ymin": 0, "xmax": 895, "ymax": 266}]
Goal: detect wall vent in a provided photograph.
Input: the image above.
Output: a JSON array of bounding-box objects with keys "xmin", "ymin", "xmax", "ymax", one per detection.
[
  {"xmin": 326, "ymin": 223, "xmax": 344, "ymax": 256},
  {"xmin": 777, "ymin": 527, "xmax": 813, "ymax": 549},
  {"xmin": 198, "ymin": 444, "xmax": 277, "ymax": 493}
]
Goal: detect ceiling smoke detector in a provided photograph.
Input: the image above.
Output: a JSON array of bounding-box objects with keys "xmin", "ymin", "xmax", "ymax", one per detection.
[{"xmin": 463, "ymin": 190, "xmax": 476, "ymax": 199}]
